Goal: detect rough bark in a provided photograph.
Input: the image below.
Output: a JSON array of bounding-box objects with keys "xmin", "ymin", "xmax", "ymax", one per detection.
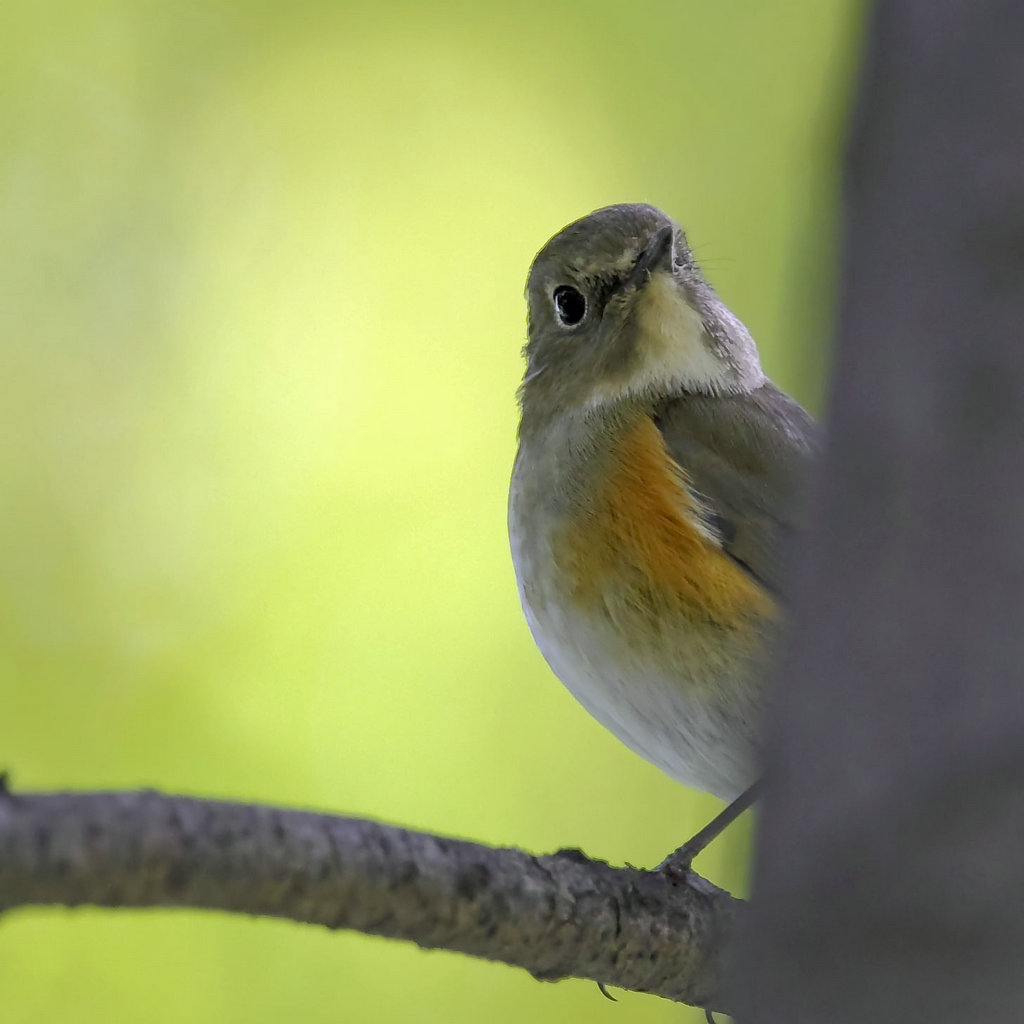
[
  {"xmin": 0, "ymin": 785, "xmax": 740, "ymax": 1012},
  {"xmin": 737, "ymin": 2, "xmax": 1024, "ymax": 1021}
]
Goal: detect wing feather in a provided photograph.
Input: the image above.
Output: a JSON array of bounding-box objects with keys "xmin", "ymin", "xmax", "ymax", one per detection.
[{"xmin": 652, "ymin": 383, "xmax": 817, "ymax": 599}]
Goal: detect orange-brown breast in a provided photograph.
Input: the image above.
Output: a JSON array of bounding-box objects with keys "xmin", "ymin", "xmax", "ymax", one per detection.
[{"xmin": 558, "ymin": 416, "xmax": 776, "ymax": 634}]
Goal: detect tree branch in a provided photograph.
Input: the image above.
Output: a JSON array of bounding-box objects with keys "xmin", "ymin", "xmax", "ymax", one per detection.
[{"xmin": 0, "ymin": 786, "xmax": 741, "ymax": 1012}]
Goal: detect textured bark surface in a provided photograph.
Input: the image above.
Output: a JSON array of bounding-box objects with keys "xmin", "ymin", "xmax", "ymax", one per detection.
[
  {"xmin": 0, "ymin": 787, "xmax": 741, "ymax": 1011},
  {"xmin": 738, "ymin": 2, "xmax": 1024, "ymax": 1021}
]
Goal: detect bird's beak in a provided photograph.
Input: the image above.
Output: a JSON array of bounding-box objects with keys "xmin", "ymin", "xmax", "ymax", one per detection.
[{"xmin": 623, "ymin": 225, "xmax": 674, "ymax": 291}]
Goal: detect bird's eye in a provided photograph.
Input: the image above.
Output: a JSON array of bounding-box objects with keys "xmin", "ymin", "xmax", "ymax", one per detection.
[{"xmin": 553, "ymin": 285, "xmax": 586, "ymax": 327}]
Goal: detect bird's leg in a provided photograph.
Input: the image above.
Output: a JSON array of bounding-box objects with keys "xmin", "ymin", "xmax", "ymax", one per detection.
[{"xmin": 657, "ymin": 781, "xmax": 761, "ymax": 881}]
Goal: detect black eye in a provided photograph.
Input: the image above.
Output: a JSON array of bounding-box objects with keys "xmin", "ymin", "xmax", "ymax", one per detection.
[{"xmin": 553, "ymin": 285, "xmax": 586, "ymax": 327}]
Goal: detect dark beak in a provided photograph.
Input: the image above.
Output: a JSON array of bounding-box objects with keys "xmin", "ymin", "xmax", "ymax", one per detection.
[{"xmin": 624, "ymin": 225, "xmax": 674, "ymax": 290}]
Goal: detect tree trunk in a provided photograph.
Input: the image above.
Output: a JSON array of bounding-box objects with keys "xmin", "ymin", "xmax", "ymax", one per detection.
[{"xmin": 738, "ymin": 2, "xmax": 1024, "ymax": 1021}]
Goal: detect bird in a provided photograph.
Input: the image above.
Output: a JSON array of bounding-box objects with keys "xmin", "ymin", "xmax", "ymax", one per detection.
[{"xmin": 508, "ymin": 203, "xmax": 817, "ymax": 871}]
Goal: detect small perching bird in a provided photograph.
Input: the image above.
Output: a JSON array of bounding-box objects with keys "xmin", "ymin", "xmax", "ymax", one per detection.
[{"xmin": 508, "ymin": 204, "xmax": 817, "ymax": 867}]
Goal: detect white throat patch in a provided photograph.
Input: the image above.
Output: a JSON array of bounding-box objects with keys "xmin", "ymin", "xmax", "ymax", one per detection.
[{"xmin": 628, "ymin": 270, "xmax": 736, "ymax": 395}]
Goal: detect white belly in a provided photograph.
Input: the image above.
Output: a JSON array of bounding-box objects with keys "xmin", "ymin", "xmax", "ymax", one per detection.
[{"xmin": 509, "ymin": 505, "xmax": 762, "ymax": 803}]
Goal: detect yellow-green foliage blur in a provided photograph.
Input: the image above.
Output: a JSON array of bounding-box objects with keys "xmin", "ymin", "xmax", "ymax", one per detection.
[{"xmin": 1, "ymin": 2, "xmax": 860, "ymax": 1021}]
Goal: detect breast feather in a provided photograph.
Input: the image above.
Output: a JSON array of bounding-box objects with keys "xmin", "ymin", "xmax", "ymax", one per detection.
[{"xmin": 557, "ymin": 417, "xmax": 776, "ymax": 633}]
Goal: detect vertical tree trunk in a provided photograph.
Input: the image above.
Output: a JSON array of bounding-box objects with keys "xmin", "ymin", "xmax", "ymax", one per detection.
[{"xmin": 738, "ymin": 2, "xmax": 1024, "ymax": 1021}]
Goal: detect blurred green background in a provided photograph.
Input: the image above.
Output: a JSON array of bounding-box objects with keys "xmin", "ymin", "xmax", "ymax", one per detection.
[{"xmin": 0, "ymin": 2, "xmax": 860, "ymax": 1021}]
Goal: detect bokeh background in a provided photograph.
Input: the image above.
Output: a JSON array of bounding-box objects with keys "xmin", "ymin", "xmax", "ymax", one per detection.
[{"xmin": 1, "ymin": 2, "xmax": 861, "ymax": 1021}]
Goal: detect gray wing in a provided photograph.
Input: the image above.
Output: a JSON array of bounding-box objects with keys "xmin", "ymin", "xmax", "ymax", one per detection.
[{"xmin": 653, "ymin": 382, "xmax": 818, "ymax": 599}]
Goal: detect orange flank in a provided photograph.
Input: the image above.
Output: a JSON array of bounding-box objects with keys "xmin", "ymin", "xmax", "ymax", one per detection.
[{"xmin": 559, "ymin": 416, "xmax": 775, "ymax": 632}]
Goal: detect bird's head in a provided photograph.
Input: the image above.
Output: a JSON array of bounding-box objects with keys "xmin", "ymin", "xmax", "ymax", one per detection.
[{"xmin": 520, "ymin": 204, "xmax": 764, "ymax": 425}]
